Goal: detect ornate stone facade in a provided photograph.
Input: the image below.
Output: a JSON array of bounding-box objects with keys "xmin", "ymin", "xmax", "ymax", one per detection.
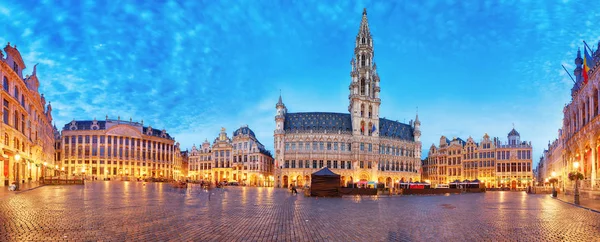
[
  {"xmin": 187, "ymin": 126, "xmax": 275, "ymax": 186},
  {"xmin": 274, "ymin": 9, "xmax": 422, "ymax": 189},
  {"xmin": 0, "ymin": 43, "xmax": 56, "ymax": 187},
  {"xmin": 538, "ymin": 44, "xmax": 600, "ymax": 193},
  {"xmin": 423, "ymin": 130, "xmax": 533, "ymax": 189},
  {"xmin": 57, "ymin": 117, "xmax": 182, "ymax": 181}
]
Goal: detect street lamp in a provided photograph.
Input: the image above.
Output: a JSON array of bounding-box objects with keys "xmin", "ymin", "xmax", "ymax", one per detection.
[
  {"xmin": 14, "ymin": 153, "xmax": 21, "ymax": 191},
  {"xmin": 550, "ymin": 171, "xmax": 557, "ymax": 197},
  {"xmin": 573, "ymin": 161, "xmax": 580, "ymax": 205}
]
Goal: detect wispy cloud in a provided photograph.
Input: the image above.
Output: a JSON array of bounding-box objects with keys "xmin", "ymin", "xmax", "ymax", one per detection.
[{"xmin": 1, "ymin": 0, "xmax": 599, "ymax": 166}]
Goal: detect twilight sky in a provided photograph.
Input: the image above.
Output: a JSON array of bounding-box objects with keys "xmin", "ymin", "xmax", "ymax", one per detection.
[{"xmin": 1, "ymin": 0, "xmax": 600, "ymax": 165}]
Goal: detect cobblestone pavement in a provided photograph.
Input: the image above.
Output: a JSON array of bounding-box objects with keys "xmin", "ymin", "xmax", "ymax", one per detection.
[{"xmin": 1, "ymin": 182, "xmax": 600, "ymax": 241}]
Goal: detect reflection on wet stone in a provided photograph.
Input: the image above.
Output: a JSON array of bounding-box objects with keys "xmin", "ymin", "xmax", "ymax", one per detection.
[{"xmin": 0, "ymin": 182, "xmax": 599, "ymax": 241}]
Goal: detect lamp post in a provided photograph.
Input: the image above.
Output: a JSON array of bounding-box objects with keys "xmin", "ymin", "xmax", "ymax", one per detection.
[
  {"xmin": 14, "ymin": 153, "xmax": 21, "ymax": 191},
  {"xmin": 573, "ymin": 161, "xmax": 580, "ymax": 205},
  {"xmin": 551, "ymin": 171, "xmax": 557, "ymax": 197}
]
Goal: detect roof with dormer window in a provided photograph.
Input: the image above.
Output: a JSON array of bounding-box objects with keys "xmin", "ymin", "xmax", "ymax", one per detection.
[
  {"xmin": 284, "ymin": 112, "xmax": 352, "ymax": 133},
  {"xmin": 283, "ymin": 112, "xmax": 414, "ymax": 141},
  {"xmin": 233, "ymin": 126, "xmax": 256, "ymax": 138},
  {"xmin": 61, "ymin": 120, "xmax": 173, "ymax": 140},
  {"xmin": 508, "ymin": 128, "xmax": 520, "ymax": 137}
]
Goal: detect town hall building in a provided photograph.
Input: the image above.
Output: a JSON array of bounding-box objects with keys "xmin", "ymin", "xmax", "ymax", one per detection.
[{"xmin": 274, "ymin": 9, "xmax": 422, "ymax": 189}]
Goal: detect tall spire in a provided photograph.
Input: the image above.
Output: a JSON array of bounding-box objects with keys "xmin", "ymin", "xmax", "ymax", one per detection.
[
  {"xmin": 276, "ymin": 92, "xmax": 284, "ymax": 108},
  {"xmin": 359, "ymin": 8, "xmax": 371, "ymax": 37}
]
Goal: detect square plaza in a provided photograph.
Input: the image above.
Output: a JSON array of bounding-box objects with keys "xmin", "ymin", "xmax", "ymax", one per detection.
[{"xmin": 1, "ymin": 182, "xmax": 599, "ymax": 241}]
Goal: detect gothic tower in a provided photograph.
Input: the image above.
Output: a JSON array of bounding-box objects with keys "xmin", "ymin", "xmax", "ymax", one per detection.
[
  {"xmin": 274, "ymin": 94, "xmax": 287, "ymax": 187},
  {"xmin": 349, "ymin": 8, "xmax": 381, "ymax": 137}
]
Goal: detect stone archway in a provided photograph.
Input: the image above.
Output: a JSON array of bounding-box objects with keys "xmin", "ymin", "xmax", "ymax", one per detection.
[
  {"xmin": 296, "ymin": 175, "xmax": 304, "ymax": 187},
  {"xmin": 283, "ymin": 176, "xmax": 288, "ymax": 188}
]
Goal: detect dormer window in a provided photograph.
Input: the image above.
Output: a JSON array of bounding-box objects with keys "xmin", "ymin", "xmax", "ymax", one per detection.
[{"xmin": 13, "ymin": 63, "xmax": 18, "ymax": 73}]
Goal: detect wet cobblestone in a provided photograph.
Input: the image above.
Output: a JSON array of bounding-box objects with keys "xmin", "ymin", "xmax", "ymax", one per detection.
[{"xmin": 1, "ymin": 182, "xmax": 599, "ymax": 241}]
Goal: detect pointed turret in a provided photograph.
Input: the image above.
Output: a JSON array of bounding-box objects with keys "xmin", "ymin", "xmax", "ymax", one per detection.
[
  {"xmin": 358, "ymin": 8, "xmax": 371, "ymax": 37},
  {"xmin": 413, "ymin": 112, "xmax": 421, "ymax": 143},
  {"xmin": 276, "ymin": 93, "xmax": 284, "ymax": 109}
]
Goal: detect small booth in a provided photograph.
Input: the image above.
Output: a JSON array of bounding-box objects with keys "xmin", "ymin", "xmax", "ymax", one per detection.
[{"xmin": 310, "ymin": 167, "xmax": 341, "ymax": 197}]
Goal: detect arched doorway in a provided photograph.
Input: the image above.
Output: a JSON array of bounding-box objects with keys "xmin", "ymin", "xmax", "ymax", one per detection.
[
  {"xmin": 304, "ymin": 175, "xmax": 310, "ymax": 186},
  {"xmin": 349, "ymin": 176, "xmax": 354, "ymax": 188},
  {"xmin": 386, "ymin": 177, "xmax": 392, "ymax": 188},
  {"xmin": 511, "ymin": 180, "xmax": 517, "ymax": 190},
  {"xmin": 341, "ymin": 176, "xmax": 346, "ymax": 186},
  {"xmin": 359, "ymin": 173, "xmax": 369, "ymax": 188},
  {"xmin": 296, "ymin": 175, "xmax": 303, "ymax": 187},
  {"xmin": 282, "ymin": 176, "xmax": 288, "ymax": 188}
]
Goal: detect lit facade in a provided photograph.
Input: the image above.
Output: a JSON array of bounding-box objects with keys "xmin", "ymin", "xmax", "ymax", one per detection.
[
  {"xmin": 274, "ymin": 9, "xmax": 422, "ymax": 189},
  {"xmin": 0, "ymin": 43, "xmax": 56, "ymax": 187},
  {"xmin": 187, "ymin": 126, "xmax": 275, "ymax": 186},
  {"xmin": 538, "ymin": 44, "xmax": 600, "ymax": 193},
  {"xmin": 57, "ymin": 117, "xmax": 181, "ymax": 180},
  {"xmin": 423, "ymin": 130, "xmax": 533, "ymax": 189}
]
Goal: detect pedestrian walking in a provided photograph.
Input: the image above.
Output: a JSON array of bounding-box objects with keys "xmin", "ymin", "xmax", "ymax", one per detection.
[{"xmin": 290, "ymin": 184, "xmax": 298, "ymax": 195}]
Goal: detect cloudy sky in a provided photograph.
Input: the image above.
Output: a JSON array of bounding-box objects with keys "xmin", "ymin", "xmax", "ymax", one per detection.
[{"xmin": 1, "ymin": 0, "xmax": 599, "ymax": 165}]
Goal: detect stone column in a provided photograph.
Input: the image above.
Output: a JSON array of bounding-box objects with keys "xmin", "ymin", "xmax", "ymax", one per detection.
[{"xmin": 592, "ymin": 140, "xmax": 597, "ymax": 189}]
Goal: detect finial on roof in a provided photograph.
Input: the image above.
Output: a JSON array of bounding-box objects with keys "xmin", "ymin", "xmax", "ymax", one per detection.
[{"xmin": 363, "ymin": 8, "xmax": 367, "ymax": 15}]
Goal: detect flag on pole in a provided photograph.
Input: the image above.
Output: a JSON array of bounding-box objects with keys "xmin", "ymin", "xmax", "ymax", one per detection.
[
  {"xmin": 371, "ymin": 123, "xmax": 376, "ymax": 133},
  {"xmin": 583, "ymin": 48, "xmax": 594, "ymax": 84}
]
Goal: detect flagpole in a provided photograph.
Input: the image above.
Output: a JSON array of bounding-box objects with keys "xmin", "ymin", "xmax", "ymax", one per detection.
[
  {"xmin": 583, "ymin": 40, "xmax": 593, "ymax": 53},
  {"xmin": 562, "ymin": 65, "xmax": 576, "ymax": 83}
]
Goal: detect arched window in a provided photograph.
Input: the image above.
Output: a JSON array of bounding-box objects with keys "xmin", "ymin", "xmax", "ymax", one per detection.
[
  {"xmin": 368, "ymin": 106, "xmax": 372, "ymax": 118},
  {"xmin": 360, "ymin": 104, "xmax": 365, "ymax": 117},
  {"xmin": 361, "ymin": 54, "xmax": 365, "ymax": 67},
  {"xmin": 360, "ymin": 121, "xmax": 365, "ymax": 135},
  {"xmin": 361, "ymin": 38, "xmax": 365, "ymax": 44},
  {"xmin": 360, "ymin": 79, "xmax": 365, "ymax": 95}
]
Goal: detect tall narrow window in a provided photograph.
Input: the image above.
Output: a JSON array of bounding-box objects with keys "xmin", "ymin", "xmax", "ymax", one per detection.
[
  {"xmin": 13, "ymin": 110, "xmax": 18, "ymax": 130},
  {"xmin": 361, "ymin": 54, "xmax": 365, "ymax": 67},
  {"xmin": 368, "ymin": 106, "xmax": 372, "ymax": 118},
  {"xmin": 3, "ymin": 99, "xmax": 9, "ymax": 125},
  {"xmin": 360, "ymin": 79, "xmax": 365, "ymax": 95},
  {"xmin": 3, "ymin": 77, "xmax": 8, "ymax": 92},
  {"xmin": 360, "ymin": 104, "xmax": 365, "ymax": 117}
]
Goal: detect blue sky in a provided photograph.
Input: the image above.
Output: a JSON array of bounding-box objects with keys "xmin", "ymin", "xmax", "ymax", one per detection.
[{"xmin": 1, "ymin": 0, "xmax": 600, "ymax": 166}]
